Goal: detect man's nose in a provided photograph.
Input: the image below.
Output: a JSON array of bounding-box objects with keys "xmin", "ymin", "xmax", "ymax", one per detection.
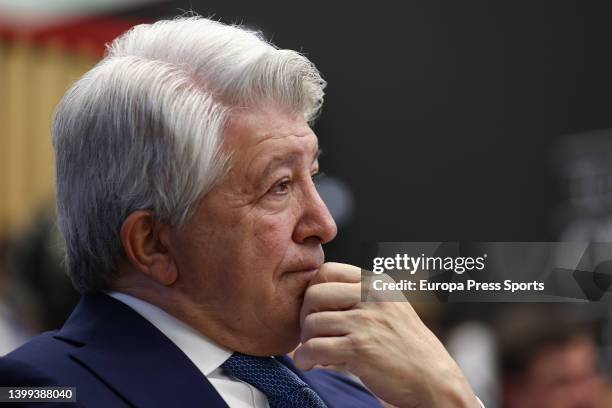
[{"xmin": 293, "ymin": 182, "xmax": 338, "ymax": 244}]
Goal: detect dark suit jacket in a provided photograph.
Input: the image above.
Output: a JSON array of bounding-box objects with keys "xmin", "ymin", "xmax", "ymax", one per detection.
[{"xmin": 0, "ymin": 294, "xmax": 383, "ymax": 408}]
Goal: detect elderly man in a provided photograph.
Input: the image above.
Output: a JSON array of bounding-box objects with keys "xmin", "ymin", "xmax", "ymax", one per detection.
[{"xmin": 0, "ymin": 17, "xmax": 480, "ymax": 407}]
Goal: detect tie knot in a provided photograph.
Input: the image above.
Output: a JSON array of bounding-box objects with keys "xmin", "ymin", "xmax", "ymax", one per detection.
[{"xmin": 221, "ymin": 353, "xmax": 328, "ymax": 408}]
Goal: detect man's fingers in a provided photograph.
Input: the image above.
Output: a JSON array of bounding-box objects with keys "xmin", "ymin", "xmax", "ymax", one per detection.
[
  {"xmin": 296, "ymin": 263, "xmax": 363, "ymax": 371},
  {"xmin": 300, "ymin": 281, "xmax": 360, "ymax": 327},
  {"xmin": 309, "ymin": 262, "xmax": 361, "ymax": 286},
  {"xmin": 293, "ymin": 337, "xmax": 353, "ymax": 371},
  {"xmin": 300, "ymin": 310, "xmax": 354, "ymax": 343}
]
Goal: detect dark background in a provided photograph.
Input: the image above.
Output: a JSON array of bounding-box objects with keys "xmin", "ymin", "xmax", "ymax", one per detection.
[{"xmin": 116, "ymin": 1, "xmax": 612, "ymax": 265}]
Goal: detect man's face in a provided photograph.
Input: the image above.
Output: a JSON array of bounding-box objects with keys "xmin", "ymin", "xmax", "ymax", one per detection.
[{"xmin": 168, "ymin": 105, "xmax": 337, "ymax": 355}]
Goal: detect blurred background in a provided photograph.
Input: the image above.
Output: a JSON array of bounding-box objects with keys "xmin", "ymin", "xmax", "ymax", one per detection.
[{"xmin": 2, "ymin": 1, "xmax": 612, "ymax": 406}]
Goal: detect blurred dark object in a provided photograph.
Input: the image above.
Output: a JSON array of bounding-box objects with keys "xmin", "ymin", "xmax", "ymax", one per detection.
[
  {"xmin": 0, "ymin": 238, "xmax": 32, "ymax": 355},
  {"xmin": 552, "ymin": 128, "xmax": 612, "ymax": 241},
  {"xmin": 551, "ymin": 128, "xmax": 612, "ymax": 377},
  {"xmin": 9, "ymin": 209, "xmax": 79, "ymax": 332},
  {"xmin": 497, "ymin": 304, "xmax": 605, "ymax": 408}
]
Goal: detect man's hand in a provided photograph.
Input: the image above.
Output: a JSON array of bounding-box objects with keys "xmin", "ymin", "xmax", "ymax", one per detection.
[{"xmin": 293, "ymin": 262, "xmax": 480, "ymax": 408}]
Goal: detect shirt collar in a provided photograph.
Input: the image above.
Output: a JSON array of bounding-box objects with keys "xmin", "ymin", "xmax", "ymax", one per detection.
[{"xmin": 107, "ymin": 291, "xmax": 232, "ymax": 376}]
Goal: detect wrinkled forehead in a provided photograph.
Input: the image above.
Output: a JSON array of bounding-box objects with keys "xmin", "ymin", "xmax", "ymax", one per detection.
[{"xmin": 222, "ymin": 105, "xmax": 319, "ymax": 159}]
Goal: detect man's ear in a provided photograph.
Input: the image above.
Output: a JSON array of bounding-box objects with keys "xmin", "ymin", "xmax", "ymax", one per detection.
[{"xmin": 120, "ymin": 210, "xmax": 178, "ymax": 286}]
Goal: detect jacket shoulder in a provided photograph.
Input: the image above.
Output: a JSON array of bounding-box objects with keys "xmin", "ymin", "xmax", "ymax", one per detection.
[
  {"xmin": 0, "ymin": 335, "xmax": 87, "ymax": 407},
  {"xmin": 304, "ymin": 368, "xmax": 384, "ymax": 408},
  {"xmin": 0, "ymin": 355, "xmax": 57, "ymax": 387},
  {"xmin": 1, "ymin": 331, "xmax": 79, "ymax": 385}
]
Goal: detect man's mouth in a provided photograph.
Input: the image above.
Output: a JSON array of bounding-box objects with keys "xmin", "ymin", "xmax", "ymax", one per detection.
[
  {"xmin": 284, "ymin": 263, "xmax": 322, "ymax": 276},
  {"xmin": 285, "ymin": 268, "xmax": 319, "ymax": 280}
]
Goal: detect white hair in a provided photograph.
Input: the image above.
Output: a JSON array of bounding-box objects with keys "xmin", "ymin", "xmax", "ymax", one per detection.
[{"xmin": 52, "ymin": 16, "xmax": 326, "ymax": 293}]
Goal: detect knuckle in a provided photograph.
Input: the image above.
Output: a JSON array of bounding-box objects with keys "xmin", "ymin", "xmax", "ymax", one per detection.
[
  {"xmin": 303, "ymin": 284, "xmax": 322, "ymax": 304},
  {"xmin": 302, "ymin": 313, "xmax": 318, "ymax": 331},
  {"xmin": 318, "ymin": 263, "xmax": 337, "ymax": 282},
  {"xmin": 348, "ymin": 332, "xmax": 376, "ymax": 361},
  {"xmin": 353, "ymin": 308, "xmax": 377, "ymax": 325},
  {"xmin": 302, "ymin": 338, "xmax": 323, "ymax": 356},
  {"xmin": 347, "ymin": 332, "xmax": 366, "ymax": 350}
]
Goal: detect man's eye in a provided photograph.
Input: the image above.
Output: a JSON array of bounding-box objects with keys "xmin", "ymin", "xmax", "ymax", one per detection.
[{"xmin": 269, "ymin": 178, "xmax": 292, "ymax": 195}]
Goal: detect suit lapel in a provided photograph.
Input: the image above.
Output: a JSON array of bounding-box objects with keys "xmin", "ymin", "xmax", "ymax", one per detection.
[{"xmin": 54, "ymin": 294, "xmax": 229, "ymax": 408}]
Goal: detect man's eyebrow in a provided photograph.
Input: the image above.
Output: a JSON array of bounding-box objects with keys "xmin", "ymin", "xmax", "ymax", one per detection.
[
  {"xmin": 260, "ymin": 155, "xmax": 297, "ymax": 181},
  {"xmin": 259, "ymin": 147, "xmax": 322, "ymax": 181}
]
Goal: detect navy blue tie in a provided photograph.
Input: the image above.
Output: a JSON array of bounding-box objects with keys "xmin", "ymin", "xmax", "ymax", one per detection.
[{"xmin": 221, "ymin": 353, "xmax": 328, "ymax": 408}]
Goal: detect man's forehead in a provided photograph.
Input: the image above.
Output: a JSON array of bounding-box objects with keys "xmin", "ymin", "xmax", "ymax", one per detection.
[
  {"xmin": 261, "ymin": 146, "xmax": 321, "ymax": 171},
  {"xmin": 251, "ymin": 128, "xmax": 318, "ymax": 148},
  {"xmin": 240, "ymin": 146, "xmax": 319, "ymax": 192},
  {"xmin": 224, "ymin": 105, "xmax": 314, "ymax": 146},
  {"xmin": 254, "ymin": 142, "xmax": 320, "ymax": 176}
]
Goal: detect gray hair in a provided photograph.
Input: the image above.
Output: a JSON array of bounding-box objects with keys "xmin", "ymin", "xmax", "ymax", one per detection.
[{"xmin": 52, "ymin": 16, "xmax": 326, "ymax": 293}]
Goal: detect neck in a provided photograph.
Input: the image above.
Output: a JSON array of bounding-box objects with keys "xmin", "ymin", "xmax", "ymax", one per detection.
[{"xmin": 112, "ymin": 274, "xmax": 298, "ymax": 356}]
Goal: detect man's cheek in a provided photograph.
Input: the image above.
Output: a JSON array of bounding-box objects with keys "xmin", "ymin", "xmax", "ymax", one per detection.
[{"xmin": 254, "ymin": 218, "xmax": 293, "ymax": 255}]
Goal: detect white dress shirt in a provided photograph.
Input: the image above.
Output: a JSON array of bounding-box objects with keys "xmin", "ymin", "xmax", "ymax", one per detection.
[
  {"xmin": 108, "ymin": 292, "xmax": 484, "ymax": 408},
  {"xmin": 107, "ymin": 292, "xmax": 269, "ymax": 408}
]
